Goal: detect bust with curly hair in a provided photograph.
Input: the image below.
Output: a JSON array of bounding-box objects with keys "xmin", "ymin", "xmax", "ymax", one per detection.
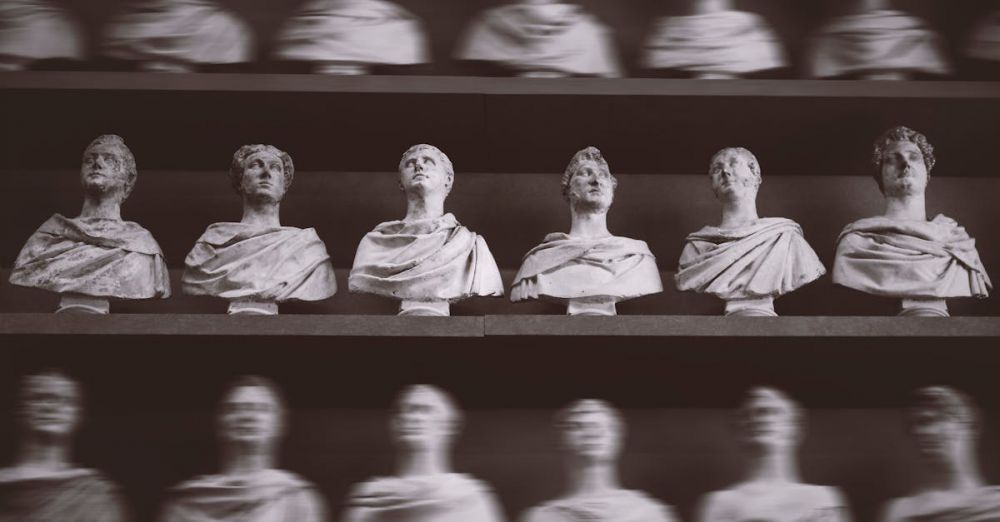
[
  {"xmin": 833, "ymin": 126, "xmax": 991, "ymax": 316},
  {"xmin": 9, "ymin": 135, "xmax": 170, "ymax": 313},
  {"xmin": 512, "ymin": 146, "xmax": 662, "ymax": 316},
  {"xmin": 183, "ymin": 144, "xmax": 336, "ymax": 315}
]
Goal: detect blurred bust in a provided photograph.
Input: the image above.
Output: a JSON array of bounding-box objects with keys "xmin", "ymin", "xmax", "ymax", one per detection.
[
  {"xmin": 966, "ymin": 3, "xmax": 1000, "ymax": 68},
  {"xmin": 675, "ymin": 147, "xmax": 825, "ymax": 316},
  {"xmin": 833, "ymin": 127, "xmax": 991, "ymax": 316},
  {"xmin": 349, "ymin": 145, "xmax": 503, "ymax": 316},
  {"xmin": 0, "ymin": 0, "xmax": 84, "ymax": 70},
  {"xmin": 881, "ymin": 387, "xmax": 1000, "ymax": 522},
  {"xmin": 512, "ymin": 147, "xmax": 662, "ymax": 316},
  {"xmin": 455, "ymin": 0, "xmax": 622, "ymax": 78},
  {"xmin": 102, "ymin": 0, "xmax": 251, "ymax": 72},
  {"xmin": 696, "ymin": 388, "xmax": 850, "ymax": 522},
  {"xmin": 9, "ymin": 134, "xmax": 170, "ymax": 314},
  {"xmin": 342, "ymin": 385, "xmax": 504, "ymax": 522},
  {"xmin": 808, "ymin": 0, "xmax": 950, "ymax": 79},
  {"xmin": 182, "ymin": 144, "xmax": 337, "ymax": 315},
  {"xmin": 520, "ymin": 400, "xmax": 678, "ymax": 522},
  {"xmin": 642, "ymin": 0, "xmax": 786, "ymax": 79},
  {"xmin": 0, "ymin": 371, "xmax": 126, "ymax": 521},
  {"xmin": 274, "ymin": 0, "xmax": 429, "ymax": 75},
  {"xmin": 160, "ymin": 376, "xmax": 327, "ymax": 521}
]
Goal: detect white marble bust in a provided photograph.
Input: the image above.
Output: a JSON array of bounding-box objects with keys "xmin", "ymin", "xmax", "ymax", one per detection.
[
  {"xmin": 881, "ymin": 387, "xmax": 1000, "ymax": 522},
  {"xmin": 675, "ymin": 147, "xmax": 825, "ymax": 317},
  {"xmin": 160, "ymin": 376, "xmax": 327, "ymax": 521},
  {"xmin": 342, "ymin": 385, "xmax": 505, "ymax": 522},
  {"xmin": 520, "ymin": 400, "xmax": 677, "ymax": 522},
  {"xmin": 102, "ymin": 0, "xmax": 251, "ymax": 72},
  {"xmin": 349, "ymin": 144, "xmax": 504, "ymax": 316},
  {"xmin": 274, "ymin": 0, "xmax": 429, "ymax": 75},
  {"xmin": 641, "ymin": 0, "xmax": 786, "ymax": 79},
  {"xmin": 9, "ymin": 135, "xmax": 170, "ymax": 314},
  {"xmin": 833, "ymin": 126, "xmax": 991, "ymax": 317},
  {"xmin": 696, "ymin": 388, "xmax": 851, "ymax": 522},
  {"xmin": 182, "ymin": 144, "xmax": 337, "ymax": 315},
  {"xmin": 0, "ymin": 0, "xmax": 84, "ymax": 70},
  {"xmin": 455, "ymin": 0, "xmax": 622, "ymax": 78},
  {"xmin": 512, "ymin": 147, "xmax": 662, "ymax": 316},
  {"xmin": 808, "ymin": 0, "xmax": 950, "ymax": 79},
  {"xmin": 0, "ymin": 371, "xmax": 126, "ymax": 521}
]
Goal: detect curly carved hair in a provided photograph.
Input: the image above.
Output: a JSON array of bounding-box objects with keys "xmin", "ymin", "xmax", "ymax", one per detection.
[
  {"xmin": 872, "ymin": 126, "xmax": 936, "ymax": 192},
  {"xmin": 84, "ymin": 134, "xmax": 137, "ymax": 200},
  {"xmin": 910, "ymin": 386, "xmax": 978, "ymax": 433},
  {"xmin": 561, "ymin": 146, "xmax": 618, "ymax": 200},
  {"xmin": 399, "ymin": 144, "xmax": 454, "ymax": 180},
  {"xmin": 709, "ymin": 147, "xmax": 762, "ymax": 186},
  {"xmin": 229, "ymin": 144, "xmax": 295, "ymax": 194}
]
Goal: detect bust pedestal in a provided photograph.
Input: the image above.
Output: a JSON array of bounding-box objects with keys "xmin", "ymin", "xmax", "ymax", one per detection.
[
  {"xmin": 399, "ymin": 300, "xmax": 450, "ymax": 317},
  {"xmin": 56, "ymin": 294, "xmax": 110, "ymax": 315},
  {"xmin": 567, "ymin": 298, "xmax": 617, "ymax": 316},
  {"xmin": 724, "ymin": 296, "xmax": 777, "ymax": 317},
  {"xmin": 900, "ymin": 298, "xmax": 949, "ymax": 317},
  {"xmin": 228, "ymin": 300, "xmax": 279, "ymax": 316}
]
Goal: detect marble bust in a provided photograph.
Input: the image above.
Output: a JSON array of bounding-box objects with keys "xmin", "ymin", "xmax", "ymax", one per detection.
[
  {"xmin": 342, "ymin": 384, "xmax": 505, "ymax": 522},
  {"xmin": 9, "ymin": 134, "xmax": 171, "ymax": 314},
  {"xmin": 102, "ymin": 0, "xmax": 251, "ymax": 72},
  {"xmin": 274, "ymin": 0, "xmax": 429, "ymax": 75},
  {"xmin": 0, "ymin": 371, "xmax": 126, "ymax": 521},
  {"xmin": 455, "ymin": 0, "xmax": 622, "ymax": 78},
  {"xmin": 808, "ymin": 0, "xmax": 950, "ymax": 79},
  {"xmin": 0, "ymin": 0, "xmax": 84, "ymax": 71},
  {"xmin": 520, "ymin": 400, "xmax": 678, "ymax": 522},
  {"xmin": 160, "ymin": 376, "xmax": 328, "ymax": 521},
  {"xmin": 833, "ymin": 126, "xmax": 991, "ymax": 317},
  {"xmin": 696, "ymin": 387, "xmax": 851, "ymax": 522},
  {"xmin": 675, "ymin": 147, "xmax": 825, "ymax": 317},
  {"xmin": 881, "ymin": 387, "xmax": 1000, "ymax": 522},
  {"xmin": 182, "ymin": 144, "xmax": 337, "ymax": 315},
  {"xmin": 349, "ymin": 144, "xmax": 504, "ymax": 316},
  {"xmin": 641, "ymin": 0, "xmax": 786, "ymax": 79},
  {"xmin": 512, "ymin": 147, "xmax": 662, "ymax": 316}
]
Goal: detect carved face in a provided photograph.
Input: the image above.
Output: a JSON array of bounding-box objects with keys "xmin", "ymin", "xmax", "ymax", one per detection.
[
  {"xmin": 80, "ymin": 144, "xmax": 129, "ymax": 200},
  {"xmin": 240, "ymin": 151, "xmax": 287, "ymax": 203},
  {"xmin": 561, "ymin": 409, "xmax": 620, "ymax": 461},
  {"xmin": 399, "ymin": 150, "xmax": 452, "ymax": 200},
  {"xmin": 21, "ymin": 375, "xmax": 79, "ymax": 438},
  {"xmin": 911, "ymin": 408, "xmax": 966, "ymax": 462},
  {"xmin": 740, "ymin": 390, "xmax": 797, "ymax": 450},
  {"xmin": 218, "ymin": 385, "xmax": 282, "ymax": 446},
  {"xmin": 709, "ymin": 149, "xmax": 759, "ymax": 202},
  {"xmin": 392, "ymin": 387, "xmax": 454, "ymax": 451},
  {"xmin": 880, "ymin": 141, "xmax": 929, "ymax": 198},
  {"xmin": 566, "ymin": 160, "xmax": 615, "ymax": 212}
]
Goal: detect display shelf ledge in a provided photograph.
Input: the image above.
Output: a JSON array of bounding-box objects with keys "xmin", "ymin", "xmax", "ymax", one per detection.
[
  {"xmin": 3, "ymin": 72, "xmax": 1000, "ymax": 98},
  {"xmin": 484, "ymin": 315, "xmax": 1000, "ymax": 337},
  {"xmin": 0, "ymin": 314, "xmax": 484, "ymax": 337}
]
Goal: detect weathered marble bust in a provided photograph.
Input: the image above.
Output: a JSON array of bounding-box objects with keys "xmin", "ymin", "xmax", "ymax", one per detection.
[
  {"xmin": 696, "ymin": 388, "xmax": 851, "ymax": 522},
  {"xmin": 455, "ymin": 0, "xmax": 622, "ymax": 78},
  {"xmin": 966, "ymin": 3, "xmax": 1000, "ymax": 63},
  {"xmin": 343, "ymin": 385, "xmax": 504, "ymax": 522},
  {"xmin": 641, "ymin": 0, "xmax": 786, "ymax": 79},
  {"xmin": 512, "ymin": 147, "xmax": 662, "ymax": 316},
  {"xmin": 881, "ymin": 387, "xmax": 1000, "ymax": 522},
  {"xmin": 808, "ymin": 0, "xmax": 950, "ymax": 79},
  {"xmin": 102, "ymin": 0, "xmax": 251, "ymax": 72},
  {"xmin": 675, "ymin": 147, "xmax": 825, "ymax": 317},
  {"xmin": 0, "ymin": 371, "xmax": 126, "ymax": 521},
  {"xmin": 9, "ymin": 134, "xmax": 170, "ymax": 314},
  {"xmin": 160, "ymin": 376, "xmax": 327, "ymax": 521},
  {"xmin": 349, "ymin": 144, "xmax": 504, "ymax": 316},
  {"xmin": 274, "ymin": 0, "xmax": 429, "ymax": 75},
  {"xmin": 521, "ymin": 400, "xmax": 678, "ymax": 522},
  {"xmin": 0, "ymin": 0, "xmax": 84, "ymax": 70},
  {"xmin": 182, "ymin": 144, "xmax": 337, "ymax": 315},
  {"xmin": 833, "ymin": 126, "xmax": 991, "ymax": 317}
]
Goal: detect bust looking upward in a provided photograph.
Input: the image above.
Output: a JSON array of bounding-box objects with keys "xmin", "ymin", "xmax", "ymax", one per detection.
[
  {"xmin": 182, "ymin": 144, "xmax": 337, "ymax": 315},
  {"xmin": 833, "ymin": 126, "xmax": 991, "ymax": 316}
]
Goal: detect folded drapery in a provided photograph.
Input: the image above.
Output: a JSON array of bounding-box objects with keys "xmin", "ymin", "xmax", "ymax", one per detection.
[
  {"xmin": 160, "ymin": 469, "xmax": 327, "ymax": 522},
  {"xmin": 344, "ymin": 473, "xmax": 503, "ymax": 522}
]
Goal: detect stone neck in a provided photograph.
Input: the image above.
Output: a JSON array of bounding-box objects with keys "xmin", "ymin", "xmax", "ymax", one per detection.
[
  {"xmin": 79, "ymin": 194, "xmax": 122, "ymax": 220},
  {"xmin": 564, "ymin": 458, "xmax": 621, "ymax": 497},
  {"xmin": 569, "ymin": 206, "xmax": 611, "ymax": 239},
  {"xmin": 718, "ymin": 196, "xmax": 759, "ymax": 229},
  {"xmin": 404, "ymin": 193, "xmax": 446, "ymax": 223},
  {"xmin": 220, "ymin": 445, "xmax": 275, "ymax": 477},
  {"xmin": 15, "ymin": 437, "xmax": 72, "ymax": 472},
  {"xmin": 882, "ymin": 193, "xmax": 927, "ymax": 221},
  {"xmin": 743, "ymin": 445, "xmax": 801, "ymax": 484},
  {"xmin": 241, "ymin": 198, "xmax": 282, "ymax": 227},
  {"xmin": 689, "ymin": 0, "xmax": 734, "ymax": 15},
  {"xmin": 397, "ymin": 447, "xmax": 451, "ymax": 478}
]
